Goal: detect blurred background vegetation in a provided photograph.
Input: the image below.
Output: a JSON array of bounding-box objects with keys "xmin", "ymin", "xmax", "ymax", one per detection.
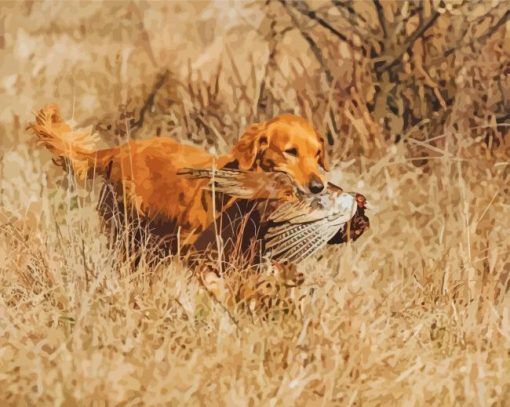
[{"xmin": 1, "ymin": 0, "xmax": 508, "ymax": 163}]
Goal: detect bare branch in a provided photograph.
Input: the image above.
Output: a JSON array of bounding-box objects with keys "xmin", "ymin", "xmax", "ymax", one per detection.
[
  {"xmin": 376, "ymin": 9, "xmax": 441, "ymax": 74},
  {"xmin": 279, "ymin": 0, "xmax": 333, "ymax": 84},
  {"xmin": 256, "ymin": 7, "xmax": 281, "ymax": 115},
  {"xmin": 287, "ymin": 0, "xmax": 361, "ymax": 52},
  {"xmin": 329, "ymin": 0, "xmax": 369, "ymax": 42},
  {"xmin": 444, "ymin": 8, "xmax": 510, "ymax": 57},
  {"xmin": 132, "ymin": 69, "xmax": 170, "ymax": 132},
  {"xmin": 331, "ymin": 0, "xmax": 367, "ymax": 24},
  {"xmin": 372, "ymin": 0, "xmax": 387, "ymax": 38}
]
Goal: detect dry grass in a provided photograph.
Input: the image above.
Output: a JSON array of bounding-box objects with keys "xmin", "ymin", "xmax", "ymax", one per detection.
[{"xmin": 0, "ymin": 1, "xmax": 509, "ymax": 405}]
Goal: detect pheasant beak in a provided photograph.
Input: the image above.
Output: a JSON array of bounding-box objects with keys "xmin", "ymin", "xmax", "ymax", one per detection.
[{"xmin": 355, "ymin": 194, "xmax": 367, "ymax": 209}]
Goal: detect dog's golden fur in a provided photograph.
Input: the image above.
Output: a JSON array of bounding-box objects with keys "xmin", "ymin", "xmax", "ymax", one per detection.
[{"xmin": 29, "ymin": 104, "xmax": 329, "ymax": 251}]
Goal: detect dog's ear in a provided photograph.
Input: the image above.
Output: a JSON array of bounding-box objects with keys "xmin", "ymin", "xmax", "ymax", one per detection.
[
  {"xmin": 318, "ymin": 135, "xmax": 330, "ymax": 171},
  {"xmin": 230, "ymin": 122, "xmax": 268, "ymax": 170}
]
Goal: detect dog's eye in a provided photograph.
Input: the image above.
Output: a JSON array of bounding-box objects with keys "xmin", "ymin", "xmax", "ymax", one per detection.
[{"xmin": 284, "ymin": 148, "xmax": 298, "ymax": 157}]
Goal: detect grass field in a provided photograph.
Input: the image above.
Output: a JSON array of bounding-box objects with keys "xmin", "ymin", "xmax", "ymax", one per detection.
[{"xmin": 0, "ymin": 1, "xmax": 509, "ymax": 405}]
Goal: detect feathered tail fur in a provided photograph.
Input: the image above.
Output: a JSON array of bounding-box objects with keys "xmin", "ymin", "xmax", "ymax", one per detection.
[{"xmin": 28, "ymin": 104, "xmax": 114, "ymax": 179}]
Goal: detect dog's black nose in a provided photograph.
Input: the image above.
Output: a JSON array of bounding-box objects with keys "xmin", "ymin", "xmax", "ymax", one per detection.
[{"xmin": 309, "ymin": 177, "xmax": 324, "ymax": 194}]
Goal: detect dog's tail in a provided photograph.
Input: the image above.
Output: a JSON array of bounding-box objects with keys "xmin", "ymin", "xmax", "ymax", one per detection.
[{"xmin": 28, "ymin": 104, "xmax": 115, "ymax": 179}]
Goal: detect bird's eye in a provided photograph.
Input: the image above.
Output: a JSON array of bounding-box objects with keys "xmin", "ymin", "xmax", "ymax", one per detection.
[{"xmin": 284, "ymin": 148, "xmax": 298, "ymax": 157}]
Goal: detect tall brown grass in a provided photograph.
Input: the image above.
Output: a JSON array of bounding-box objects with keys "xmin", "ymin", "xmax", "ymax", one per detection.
[{"xmin": 0, "ymin": 1, "xmax": 509, "ymax": 405}]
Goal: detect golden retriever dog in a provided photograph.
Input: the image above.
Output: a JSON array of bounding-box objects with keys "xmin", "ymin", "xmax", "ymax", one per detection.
[{"xmin": 29, "ymin": 104, "xmax": 329, "ymax": 259}]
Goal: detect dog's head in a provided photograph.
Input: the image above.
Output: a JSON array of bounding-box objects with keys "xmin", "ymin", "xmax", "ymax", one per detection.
[{"xmin": 229, "ymin": 114, "xmax": 329, "ymax": 194}]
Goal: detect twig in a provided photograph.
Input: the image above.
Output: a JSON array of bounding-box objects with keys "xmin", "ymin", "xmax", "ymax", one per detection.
[
  {"xmin": 256, "ymin": 5, "xmax": 281, "ymax": 115},
  {"xmin": 80, "ymin": 238, "xmax": 92, "ymax": 290},
  {"xmin": 287, "ymin": 0, "xmax": 360, "ymax": 52},
  {"xmin": 376, "ymin": 10, "xmax": 440, "ymax": 74},
  {"xmin": 279, "ymin": 0, "xmax": 333, "ymax": 84},
  {"xmin": 225, "ymin": 44, "xmax": 252, "ymax": 105},
  {"xmin": 291, "ymin": 0, "xmax": 349, "ymax": 42},
  {"xmin": 373, "ymin": 0, "xmax": 387, "ymax": 38},
  {"xmin": 132, "ymin": 69, "xmax": 170, "ymax": 132},
  {"xmin": 331, "ymin": 0, "xmax": 367, "ymax": 24},
  {"xmin": 329, "ymin": 0, "xmax": 368, "ymax": 42},
  {"xmin": 444, "ymin": 9, "xmax": 510, "ymax": 57}
]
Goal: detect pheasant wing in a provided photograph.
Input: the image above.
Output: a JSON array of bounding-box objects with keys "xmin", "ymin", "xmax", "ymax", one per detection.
[
  {"xmin": 274, "ymin": 220, "xmax": 346, "ymax": 263},
  {"xmin": 178, "ymin": 168, "xmax": 297, "ymax": 200},
  {"xmin": 264, "ymin": 192, "xmax": 358, "ymax": 262}
]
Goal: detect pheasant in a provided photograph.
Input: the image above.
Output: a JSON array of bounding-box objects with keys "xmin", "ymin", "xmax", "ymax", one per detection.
[{"xmin": 179, "ymin": 168, "xmax": 369, "ymax": 264}]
